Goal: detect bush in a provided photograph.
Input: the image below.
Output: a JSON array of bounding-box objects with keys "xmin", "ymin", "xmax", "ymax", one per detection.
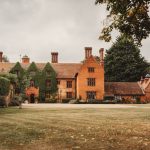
[
  {"xmin": 62, "ymin": 99, "xmax": 72, "ymax": 103},
  {"xmin": 87, "ymin": 99, "xmax": 102, "ymax": 104},
  {"xmin": 45, "ymin": 98, "xmax": 57, "ymax": 103},
  {"xmin": 69, "ymin": 99, "xmax": 79, "ymax": 104},
  {"xmin": 136, "ymin": 97, "xmax": 141, "ymax": 104},
  {"xmin": 9, "ymin": 99, "xmax": 20, "ymax": 106},
  {"xmin": 122, "ymin": 98, "xmax": 135, "ymax": 104},
  {"xmin": 0, "ymin": 77, "xmax": 10, "ymax": 96},
  {"xmin": 0, "ymin": 96, "xmax": 7, "ymax": 107},
  {"xmin": 9, "ymin": 95, "xmax": 22, "ymax": 106},
  {"xmin": 20, "ymin": 94, "xmax": 28, "ymax": 102}
]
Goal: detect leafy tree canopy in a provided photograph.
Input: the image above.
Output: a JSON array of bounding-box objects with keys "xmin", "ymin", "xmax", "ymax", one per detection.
[
  {"xmin": 95, "ymin": 0, "xmax": 150, "ymax": 46},
  {"xmin": 104, "ymin": 35, "xmax": 149, "ymax": 82},
  {"xmin": 0, "ymin": 73, "xmax": 17, "ymax": 84}
]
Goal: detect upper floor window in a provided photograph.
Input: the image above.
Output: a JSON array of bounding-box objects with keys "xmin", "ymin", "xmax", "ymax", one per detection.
[
  {"xmin": 46, "ymin": 70, "xmax": 51, "ymax": 76},
  {"xmin": 30, "ymin": 71, "xmax": 36, "ymax": 76},
  {"xmin": 66, "ymin": 81, "xmax": 72, "ymax": 88},
  {"xmin": 57, "ymin": 80, "xmax": 60, "ymax": 85},
  {"xmin": 87, "ymin": 78, "xmax": 95, "ymax": 86},
  {"xmin": 88, "ymin": 67, "xmax": 95, "ymax": 73},
  {"xmin": 46, "ymin": 79, "xmax": 51, "ymax": 88},
  {"xmin": 15, "ymin": 70, "xmax": 20, "ymax": 76}
]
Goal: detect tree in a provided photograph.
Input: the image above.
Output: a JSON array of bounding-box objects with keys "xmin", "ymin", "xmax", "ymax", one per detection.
[
  {"xmin": 2, "ymin": 55, "xmax": 9, "ymax": 62},
  {"xmin": 95, "ymin": 0, "xmax": 150, "ymax": 46},
  {"xmin": 104, "ymin": 35, "xmax": 149, "ymax": 82}
]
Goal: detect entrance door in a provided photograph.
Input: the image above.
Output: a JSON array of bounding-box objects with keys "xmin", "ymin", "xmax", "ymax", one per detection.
[
  {"xmin": 30, "ymin": 94, "xmax": 35, "ymax": 103},
  {"xmin": 87, "ymin": 91, "xmax": 96, "ymax": 100}
]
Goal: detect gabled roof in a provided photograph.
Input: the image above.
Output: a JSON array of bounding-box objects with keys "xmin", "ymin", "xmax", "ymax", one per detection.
[
  {"xmin": 105, "ymin": 82, "xmax": 144, "ymax": 96},
  {"xmin": 51, "ymin": 63, "xmax": 82, "ymax": 78},
  {"xmin": 0, "ymin": 62, "xmax": 82, "ymax": 78}
]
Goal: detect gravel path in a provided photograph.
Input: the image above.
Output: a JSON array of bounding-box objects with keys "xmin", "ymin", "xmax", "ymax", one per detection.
[{"xmin": 22, "ymin": 103, "xmax": 150, "ymax": 109}]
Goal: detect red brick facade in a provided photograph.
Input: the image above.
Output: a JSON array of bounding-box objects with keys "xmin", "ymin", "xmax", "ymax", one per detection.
[
  {"xmin": 77, "ymin": 56, "xmax": 104, "ymax": 100},
  {"xmin": 0, "ymin": 48, "xmax": 150, "ymax": 103}
]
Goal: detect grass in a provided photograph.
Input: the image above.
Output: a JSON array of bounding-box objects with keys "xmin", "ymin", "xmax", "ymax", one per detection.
[{"xmin": 0, "ymin": 106, "xmax": 150, "ymax": 150}]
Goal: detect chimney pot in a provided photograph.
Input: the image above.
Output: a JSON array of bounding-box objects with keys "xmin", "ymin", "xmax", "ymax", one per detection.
[
  {"xmin": 51, "ymin": 52, "xmax": 58, "ymax": 63},
  {"xmin": 99, "ymin": 48, "xmax": 104, "ymax": 66},
  {"xmin": 85, "ymin": 47, "xmax": 92, "ymax": 59},
  {"xmin": 22, "ymin": 55, "xmax": 30, "ymax": 64},
  {"xmin": 0, "ymin": 51, "xmax": 3, "ymax": 62},
  {"xmin": 99, "ymin": 48, "xmax": 104, "ymax": 62}
]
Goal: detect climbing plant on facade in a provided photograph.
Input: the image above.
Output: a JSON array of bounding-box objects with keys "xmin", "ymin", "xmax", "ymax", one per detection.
[
  {"xmin": 39, "ymin": 62, "xmax": 58, "ymax": 102},
  {"xmin": 9, "ymin": 62, "xmax": 25, "ymax": 93},
  {"xmin": 0, "ymin": 77, "xmax": 10, "ymax": 96}
]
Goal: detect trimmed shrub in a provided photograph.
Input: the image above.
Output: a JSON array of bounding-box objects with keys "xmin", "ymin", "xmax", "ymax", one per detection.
[{"xmin": 0, "ymin": 77, "xmax": 10, "ymax": 96}]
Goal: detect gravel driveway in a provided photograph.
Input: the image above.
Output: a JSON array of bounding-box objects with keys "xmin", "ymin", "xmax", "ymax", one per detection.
[{"xmin": 22, "ymin": 103, "xmax": 150, "ymax": 109}]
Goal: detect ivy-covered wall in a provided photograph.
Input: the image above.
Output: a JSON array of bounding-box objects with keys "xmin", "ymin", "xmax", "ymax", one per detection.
[
  {"xmin": 9, "ymin": 62, "xmax": 58, "ymax": 102},
  {"xmin": 39, "ymin": 62, "xmax": 58, "ymax": 102},
  {"xmin": 10, "ymin": 62, "xmax": 25, "ymax": 94},
  {"xmin": 0, "ymin": 77, "xmax": 10, "ymax": 96}
]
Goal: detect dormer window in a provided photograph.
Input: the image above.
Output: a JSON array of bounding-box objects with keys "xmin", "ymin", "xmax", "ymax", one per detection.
[
  {"xmin": 46, "ymin": 70, "xmax": 51, "ymax": 76},
  {"xmin": 15, "ymin": 70, "xmax": 20, "ymax": 76}
]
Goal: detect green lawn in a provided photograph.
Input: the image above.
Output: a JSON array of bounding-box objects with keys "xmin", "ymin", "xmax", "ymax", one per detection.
[{"xmin": 0, "ymin": 106, "xmax": 150, "ymax": 150}]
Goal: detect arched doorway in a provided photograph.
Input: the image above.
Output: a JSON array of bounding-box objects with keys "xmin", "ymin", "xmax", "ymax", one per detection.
[{"xmin": 30, "ymin": 94, "xmax": 35, "ymax": 103}]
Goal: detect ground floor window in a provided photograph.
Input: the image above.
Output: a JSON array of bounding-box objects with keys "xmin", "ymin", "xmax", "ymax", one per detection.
[
  {"xmin": 66, "ymin": 92, "xmax": 72, "ymax": 99},
  {"xmin": 45, "ymin": 91, "xmax": 51, "ymax": 98},
  {"xmin": 86, "ymin": 91, "xmax": 96, "ymax": 99},
  {"xmin": 132, "ymin": 96, "xmax": 138, "ymax": 100}
]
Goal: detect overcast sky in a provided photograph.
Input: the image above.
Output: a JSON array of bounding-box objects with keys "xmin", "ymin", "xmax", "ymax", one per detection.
[{"xmin": 0, "ymin": 0, "xmax": 149, "ymax": 63}]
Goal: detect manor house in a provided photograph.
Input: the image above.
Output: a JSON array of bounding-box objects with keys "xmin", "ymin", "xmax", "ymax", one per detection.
[{"xmin": 0, "ymin": 48, "xmax": 150, "ymax": 103}]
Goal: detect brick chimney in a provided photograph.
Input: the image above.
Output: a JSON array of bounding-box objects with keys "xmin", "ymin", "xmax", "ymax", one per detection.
[
  {"xmin": 22, "ymin": 55, "xmax": 30, "ymax": 64},
  {"xmin": 85, "ymin": 47, "xmax": 92, "ymax": 59},
  {"xmin": 0, "ymin": 51, "xmax": 3, "ymax": 62},
  {"xmin": 99, "ymin": 48, "xmax": 104, "ymax": 66},
  {"xmin": 51, "ymin": 52, "xmax": 58, "ymax": 63}
]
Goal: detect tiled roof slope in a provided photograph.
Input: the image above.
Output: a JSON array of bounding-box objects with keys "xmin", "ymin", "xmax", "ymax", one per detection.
[
  {"xmin": 0, "ymin": 62, "xmax": 82, "ymax": 78},
  {"xmin": 105, "ymin": 82, "xmax": 144, "ymax": 96}
]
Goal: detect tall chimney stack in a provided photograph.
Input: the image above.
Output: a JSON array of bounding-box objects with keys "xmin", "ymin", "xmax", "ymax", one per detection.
[
  {"xmin": 51, "ymin": 52, "xmax": 58, "ymax": 63},
  {"xmin": 85, "ymin": 47, "xmax": 92, "ymax": 59},
  {"xmin": 22, "ymin": 55, "xmax": 30, "ymax": 64},
  {"xmin": 0, "ymin": 51, "xmax": 3, "ymax": 62},
  {"xmin": 99, "ymin": 48, "xmax": 104, "ymax": 66}
]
